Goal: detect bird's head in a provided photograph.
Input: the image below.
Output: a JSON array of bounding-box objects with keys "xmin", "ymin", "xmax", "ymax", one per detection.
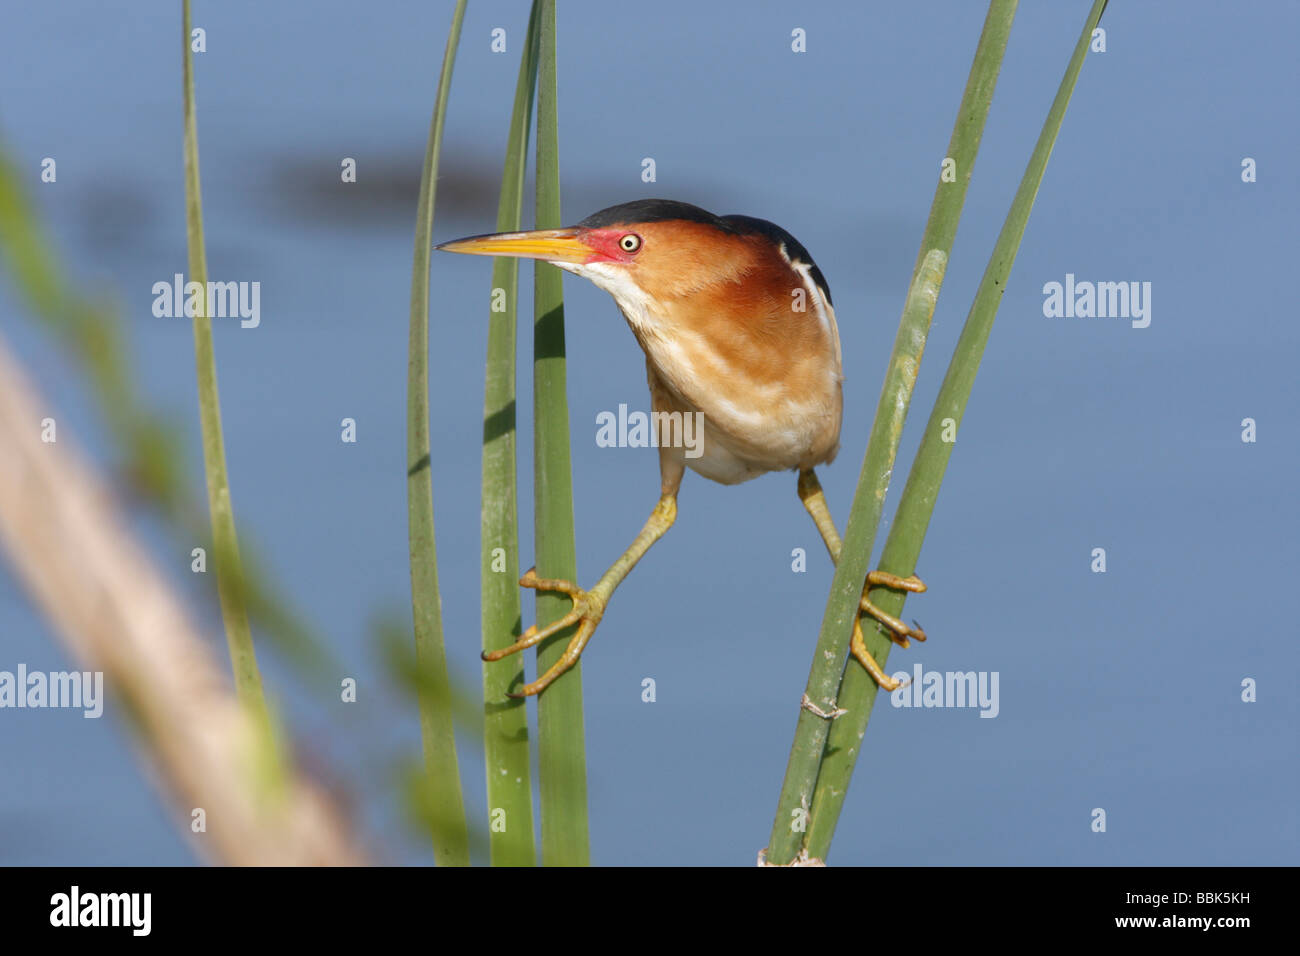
[{"xmin": 435, "ymin": 199, "xmax": 832, "ymax": 318}]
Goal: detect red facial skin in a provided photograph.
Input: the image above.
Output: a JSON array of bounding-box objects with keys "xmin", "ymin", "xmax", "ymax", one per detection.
[{"xmin": 576, "ymin": 227, "xmax": 642, "ymax": 265}]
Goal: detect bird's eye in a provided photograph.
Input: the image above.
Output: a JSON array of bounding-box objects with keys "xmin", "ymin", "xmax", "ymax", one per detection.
[{"xmin": 619, "ymin": 233, "xmax": 642, "ymax": 253}]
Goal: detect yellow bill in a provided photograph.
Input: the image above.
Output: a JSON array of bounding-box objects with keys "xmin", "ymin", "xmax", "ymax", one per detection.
[{"xmin": 434, "ymin": 228, "xmax": 594, "ymax": 264}]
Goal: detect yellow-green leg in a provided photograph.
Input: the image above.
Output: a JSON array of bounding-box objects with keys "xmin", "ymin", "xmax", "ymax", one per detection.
[
  {"xmin": 483, "ymin": 494, "xmax": 678, "ymax": 697},
  {"xmin": 797, "ymin": 469, "xmax": 927, "ymax": 691}
]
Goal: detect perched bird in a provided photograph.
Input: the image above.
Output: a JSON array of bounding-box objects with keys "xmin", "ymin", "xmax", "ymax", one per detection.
[{"xmin": 437, "ymin": 199, "xmax": 925, "ymax": 696}]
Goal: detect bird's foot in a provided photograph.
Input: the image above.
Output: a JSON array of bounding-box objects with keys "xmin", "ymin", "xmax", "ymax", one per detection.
[
  {"xmin": 860, "ymin": 570, "xmax": 927, "ymax": 647},
  {"xmin": 850, "ymin": 570, "xmax": 928, "ymax": 691},
  {"xmin": 481, "ymin": 568, "xmax": 606, "ymax": 697}
]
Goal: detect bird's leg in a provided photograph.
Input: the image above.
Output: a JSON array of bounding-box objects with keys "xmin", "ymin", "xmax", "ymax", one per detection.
[
  {"xmin": 797, "ymin": 469, "xmax": 928, "ymax": 691},
  {"xmin": 488, "ymin": 381, "xmax": 687, "ymax": 699},
  {"xmin": 484, "ymin": 493, "xmax": 678, "ymax": 697}
]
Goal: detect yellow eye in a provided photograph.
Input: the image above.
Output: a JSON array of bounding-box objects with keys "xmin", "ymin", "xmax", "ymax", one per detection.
[{"xmin": 619, "ymin": 233, "xmax": 642, "ymax": 253}]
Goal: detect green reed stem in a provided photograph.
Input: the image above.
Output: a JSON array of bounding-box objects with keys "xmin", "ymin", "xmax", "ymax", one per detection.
[
  {"xmin": 182, "ymin": 0, "xmax": 269, "ymax": 734},
  {"xmin": 480, "ymin": 0, "xmax": 544, "ymax": 866},
  {"xmin": 765, "ymin": 0, "xmax": 1019, "ymax": 865},
  {"xmin": 532, "ymin": 0, "xmax": 590, "ymax": 867},
  {"xmin": 804, "ymin": 0, "xmax": 1109, "ymax": 861},
  {"xmin": 406, "ymin": 0, "xmax": 470, "ymax": 866}
]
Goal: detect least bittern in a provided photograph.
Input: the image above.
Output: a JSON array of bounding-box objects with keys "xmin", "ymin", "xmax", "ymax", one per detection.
[{"xmin": 437, "ymin": 199, "xmax": 926, "ymax": 696}]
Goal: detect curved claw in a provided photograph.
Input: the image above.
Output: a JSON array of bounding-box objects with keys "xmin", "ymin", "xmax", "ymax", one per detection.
[
  {"xmin": 849, "ymin": 570, "xmax": 930, "ymax": 688},
  {"xmin": 484, "ymin": 568, "xmax": 606, "ymax": 697},
  {"xmin": 859, "ymin": 571, "xmax": 928, "ymax": 647},
  {"xmin": 509, "ymin": 615, "xmax": 602, "ymax": 697},
  {"xmin": 520, "ymin": 566, "xmax": 583, "ymax": 596},
  {"xmin": 482, "ymin": 603, "xmax": 584, "ymax": 662},
  {"xmin": 860, "ymin": 599, "xmax": 927, "ymax": 647},
  {"xmin": 850, "ymin": 618, "xmax": 902, "ymax": 692},
  {"xmin": 865, "ymin": 571, "xmax": 927, "ymax": 594}
]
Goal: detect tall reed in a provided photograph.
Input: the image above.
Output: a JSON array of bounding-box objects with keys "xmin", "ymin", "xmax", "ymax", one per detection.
[
  {"xmin": 802, "ymin": 0, "xmax": 1111, "ymax": 861},
  {"xmin": 182, "ymin": 0, "xmax": 269, "ymax": 738},
  {"xmin": 406, "ymin": 0, "xmax": 470, "ymax": 866},
  {"xmin": 765, "ymin": 0, "xmax": 1020, "ymax": 865},
  {"xmin": 531, "ymin": 0, "xmax": 590, "ymax": 867},
  {"xmin": 480, "ymin": 1, "xmax": 544, "ymax": 866}
]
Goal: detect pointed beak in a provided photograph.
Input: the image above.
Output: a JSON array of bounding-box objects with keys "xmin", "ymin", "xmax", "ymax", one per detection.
[{"xmin": 435, "ymin": 227, "xmax": 595, "ymax": 264}]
